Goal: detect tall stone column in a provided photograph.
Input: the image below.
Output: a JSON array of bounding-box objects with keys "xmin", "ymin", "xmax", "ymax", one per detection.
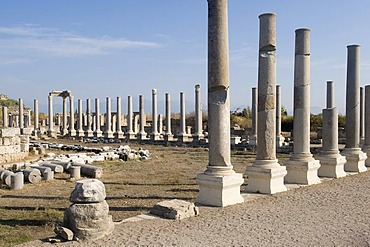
[
  {"xmin": 105, "ymin": 97, "xmax": 114, "ymax": 139},
  {"xmin": 85, "ymin": 99, "xmax": 93, "ymax": 137},
  {"xmin": 249, "ymin": 87, "xmax": 258, "ymax": 146},
  {"xmin": 33, "ymin": 99, "xmax": 39, "ymax": 136},
  {"xmin": 150, "ymin": 89, "xmax": 160, "ymax": 141},
  {"xmin": 69, "ymin": 96, "xmax": 76, "ymax": 137},
  {"xmin": 62, "ymin": 97, "xmax": 68, "ymax": 135},
  {"xmin": 115, "ymin": 96, "xmax": 124, "ymax": 139},
  {"xmin": 284, "ymin": 28, "xmax": 321, "ymax": 184},
  {"xmin": 164, "ymin": 93, "xmax": 173, "ymax": 141},
  {"xmin": 137, "ymin": 95, "xmax": 147, "ymax": 140},
  {"xmin": 276, "ymin": 85, "xmax": 285, "ymax": 147},
  {"xmin": 342, "ymin": 45, "xmax": 367, "ymax": 172},
  {"xmin": 363, "ymin": 85, "xmax": 370, "ymax": 166},
  {"xmin": 47, "ymin": 95, "xmax": 55, "ymax": 137},
  {"xmin": 2, "ymin": 106, "xmax": 8, "ymax": 128},
  {"xmin": 360, "ymin": 87, "xmax": 365, "ymax": 144},
  {"xmin": 245, "ymin": 13, "xmax": 287, "ymax": 194},
  {"xmin": 77, "ymin": 99, "xmax": 84, "ymax": 138},
  {"xmin": 177, "ymin": 92, "xmax": 188, "ymax": 142},
  {"xmin": 93, "ymin": 98, "xmax": 102, "ymax": 137},
  {"xmin": 126, "ymin": 96, "xmax": 135, "ymax": 140},
  {"xmin": 18, "ymin": 98, "xmax": 24, "ymax": 130},
  {"xmin": 158, "ymin": 114, "xmax": 163, "ymax": 135},
  {"xmin": 193, "ymin": 84, "xmax": 204, "ymax": 141},
  {"xmin": 317, "ymin": 81, "xmax": 347, "ymax": 178},
  {"xmin": 196, "ymin": 0, "xmax": 244, "ymax": 207}
]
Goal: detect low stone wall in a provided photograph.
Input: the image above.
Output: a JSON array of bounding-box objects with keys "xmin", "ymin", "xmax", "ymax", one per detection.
[{"xmin": 0, "ymin": 127, "xmax": 30, "ymax": 163}]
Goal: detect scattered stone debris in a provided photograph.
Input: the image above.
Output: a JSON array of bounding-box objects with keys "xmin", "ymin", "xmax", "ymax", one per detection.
[{"xmin": 150, "ymin": 199, "xmax": 199, "ymax": 220}]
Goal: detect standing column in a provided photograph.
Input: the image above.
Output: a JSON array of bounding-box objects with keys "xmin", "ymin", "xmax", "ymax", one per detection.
[
  {"xmin": 33, "ymin": 99, "xmax": 39, "ymax": 136},
  {"xmin": 77, "ymin": 99, "xmax": 84, "ymax": 137},
  {"xmin": 164, "ymin": 93, "xmax": 173, "ymax": 141},
  {"xmin": 69, "ymin": 96, "xmax": 76, "ymax": 137},
  {"xmin": 249, "ymin": 87, "xmax": 258, "ymax": 146},
  {"xmin": 85, "ymin": 99, "xmax": 93, "ymax": 137},
  {"xmin": 47, "ymin": 95, "xmax": 54, "ymax": 137},
  {"xmin": 2, "ymin": 106, "xmax": 8, "ymax": 128},
  {"xmin": 196, "ymin": 0, "xmax": 244, "ymax": 207},
  {"xmin": 126, "ymin": 96, "xmax": 135, "ymax": 140},
  {"xmin": 245, "ymin": 13, "xmax": 287, "ymax": 194},
  {"xmin": 105, "ymin": 97, "xmax": 114, "ymax": 138},
  {"xmin": 158, "ymin": 114, "xmax": 163, "ymax": 135},
  {"xmin": 363, "ymin": 85, "xmax": 370, "ymax": 166},
  {"xmin": 115, "ymin": 96, "xmax": 124, "ymax": 139},
  {"xmin": 360, "ymin": 87, "xmax": 365, "ymax": 144},
  {"xmin": 18, "ymin": 98, "xmax": 24, "ymax": 130},
  {"xmin": 341, "ymin": 45, "xmax": 367, "ymax": 172},
  {"xmin": 193, "ymin": 84, "xmax": 204, "ymax": 141},
  {"xmin": 150, "ymin": 89, "xmax": 160, "ymax": 141},
  {"xmin": 137, "ymin": 95, "xmax": 147, "ymax": 140},
  {"xmin": 284, "ymin": 28, "xmax": 321, "ymax": 184},
  {"xmin": 94, "ymin": 98, "xmax": 102, "ymax": 137},
  {"xmin": 276, "ymin": 85, "xmax": 285, "ymax": 147},
  {"xmin": 317, "ymin": 81, "xmax": 347, "ymax": 178},
  {"xmin": 177, "ymin": 92, "xmax": 188, "ymax": 142},
  {"xmin": 62, "ymin": 97, "xmax": 68, "ymax": 135}
]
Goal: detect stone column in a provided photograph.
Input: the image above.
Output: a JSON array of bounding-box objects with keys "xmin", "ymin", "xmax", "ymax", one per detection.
[
  {"xmin": 276, "ymin": 85, "xmax": 285, "ymax": 147},
  {"xmin": 85, "ymin": 99, "xmax": 93, "ymax": 137},
  {"xmin": 18, "ymin": 98, "xmax": 24, "ymax": 130},
  {"xmin": 245, "ymin": 13, "xmax": 287, "ymax": 194},
  {"xmin": 317, "ymin": 81, "xmax": 347, "ymax": 178},
  {"xmin": 126, "ymin": 96, "xmax": 135, "ymax": 139},
  {"xmin": 360, "ymin": 87, "xmax": 365, "ymax": 144},
  {"xmin": 164, "ymin": 93, "xmax": 173, "ymax": 141},
  {"xmin": 115, "ymin": 96, "xmax": 124, "ymax": 139},
  {"xmin": 150, "ymin": 89, "xmax": 160, "ymax": 141},
  {"xmin": 193, "ymin": 84, "xmax": 204, "ymax": 141},
  {"xmin": 9, "ymin": 114, "xmax": 13, "ymax": 127},
  {"xmin": 177, "ymin": 92, "xmax": 188, "ymax": 142},
  {"xmin": 105, "ymin": 97, "xmax": 114, "ymax": 139},
  {"xmin": 93, "ymin": 98, "xmax": 102, "ymax": 138},
  {"xmin": 137, "ymin": 95, "xmax": 147, "ymax": 140},
  {"xmin": 249, "ymin": 87, "xmax": 258, "ymax": 146},
  {"xmin": 158, "ymin": 114, "xmax": 163, "ymax": 135},
  {"xmin": 363, "ymin": 85, "xmax": 370, "ymax": 166},
  {"xmin": 62, "ymin": 97, "xmax": 68, "ymax": 135},
  {"xmin": 284, "ymin": 28, "xmax": 321, "ymax": 184},
  {"xmin": 77, "ymin": 99, "xmax": 84, "ymax": 138},
  {"xmin": 2, "ymin": 106, "xmax": 8, "ymax": 128},
  {"xmin": 196, "ymin": 0, "xmax": 244, "ymax": 207},
  {"xmin": 33, "ymin": 99, "xmax": 39, "ymax": 136},
  {"xmin": 47, "ymin": 95, "xmax": 55, "ymax": 137},
  {"xmin": 69, "ymin": 96, "xmax": 76, "ymax": 137},
  {"xmin": 341, "ymin": 45, "xmax": 367, "ymax": 172}
]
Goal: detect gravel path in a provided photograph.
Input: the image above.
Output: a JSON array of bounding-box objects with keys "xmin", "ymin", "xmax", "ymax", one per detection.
[{"xmin": 21, "ymin": 171, "xmax": 370, "ymax": 246}]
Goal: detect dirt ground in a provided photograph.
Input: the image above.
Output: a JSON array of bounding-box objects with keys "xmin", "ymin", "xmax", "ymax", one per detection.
[{"xmin": 1, "ymin": 140, "xmax": 286, "ymax": 246}]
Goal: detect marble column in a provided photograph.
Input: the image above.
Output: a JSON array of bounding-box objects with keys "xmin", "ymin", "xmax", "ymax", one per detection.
[
  {"xmin": 2, "ymin": 106, "xmax": 8, "ymax": 128},
  {"xmin": 85, "ymin": 99, "xmax": 93, "ymax": 137},
  {"xmin": 317, "ymin": 81, "xmax": 347, "ymax": 178},
  {"xmin": 177, "ymin": 92, "xmax": 188, "ymax": 142},
  {"xmin": 18, "ymin": 98, "xmax": 24, "ymax": 130},
  {"xmin": 62, "ymin": 97, "xmax": 68, "ymax": 135},
  {"xmin": 115, "ymin": 96, "xmax": 124, "ymax": 139},
  {"xmin": 196, "ymin": 0, "xmax": 244, "ymax": 207},
  {"xmin": 150, "ymin": 89, "xmax": 160, "ymax": 141},
  {"xmin": 193, "ymin": 84, "xmax": 204, "ymax": 141},
  {"xmin": 276, "ymin": 85, "xmax": 285, "ymax": 147},
  {"xmin": 126, "ymin": 96, "xmax": 135, "ymax": 139},
  {"xmin": 94, "ymin": 98, "xmax": 102, "ymax": 137},
  {"xmin": 33, "ymin": 99, "xmax": 39, "ymax": 136},
  {"xmin": 47, "ymin": 95, "xmax": 55, "ymax": 137},
  {"xmin": 341, "ymin": 45, "xmax": 367, "ymax": 172},
  {"xmin": 9, "ymin": 114, "xmax": 13, "ymax": 127},
  {"xmin": 363, "ymin": 85, "xmax": 370, "ymax": 166},
  {"xmin": 69, "ymin": 96, "xmax": 76, "ymax": 137},
  {"xmin": 77, "ymin": 99, "xmax": 84, "ymax": 137},
  {"xmin": 105, "ymin": 97, "xmax": 114, "ymax": 139},
  {"xmin": 158, "ymin": 114, "xmax": 163, "ymax": 135},
  {"xmin": 245, "ymin": 13, "xmax": 287, "ymax": 194},
  {"xmin": 164, "ymin": 93, "xmax": 173, "ymax": 141},
  {"xmin": 360, "ymin": 87, "xmax": 365, "ymax": 144},
  {"xmin": 137, "ymin": 95, "xmax": 147, "ymax": 140},
  {"xmin": 249, "ymin": 87, "xmax": 258, "ymax": 146},
  {"xmin": 284, "ymin": 28, "xmax": 321, "ymax": 185}
]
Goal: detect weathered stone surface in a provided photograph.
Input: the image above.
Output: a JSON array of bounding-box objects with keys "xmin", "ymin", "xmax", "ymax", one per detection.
[
  {"xmin": 150, "ymin": 199, "xmax": 199, "ymax": 220},
  {"xmin": 54, "ymin": 226, "xmax": 74, "ymax": 241},
  {"xmin": 1, "ymin": 128, "xmax": 20, "ymax": 137},
  {"xmin": 23, "ymin": 169, "xmax": 42, "ymax": 184},
  {"xmin": 10, "ymin": 172, "xmax": 24, "ymax": 190},
  {"xmin": 70, "ymin": 179, "xmax": 106, "ymax": 203}
]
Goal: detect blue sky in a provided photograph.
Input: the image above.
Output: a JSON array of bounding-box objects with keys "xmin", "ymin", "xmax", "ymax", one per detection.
[{"xmin": 0, "ymin": 1, "xmax": 370, "ymax": 114}]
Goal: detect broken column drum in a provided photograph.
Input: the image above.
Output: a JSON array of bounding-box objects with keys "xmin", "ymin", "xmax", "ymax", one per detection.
[
  {"xmin": 196, "ymin": 0, "xmax": 244, "ymax": 207},
  {"xmin": 363, "ymin": 85, "xmax": 370, "ymax": 167},
  {"xmin": 284, "ymin": 28, "xmax": 321, "ymax": 185},
  {"xmin": 245, "ymin": 13, "xmax": 287, "ymax": 194}
]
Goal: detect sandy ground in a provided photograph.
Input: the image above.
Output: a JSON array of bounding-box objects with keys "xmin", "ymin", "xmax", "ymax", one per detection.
[{"xmin": 19, "ymin": 169, "xmax": 370, "ymax": 247}]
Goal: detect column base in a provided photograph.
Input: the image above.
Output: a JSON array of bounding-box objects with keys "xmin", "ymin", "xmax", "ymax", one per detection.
[
  {"xmin": 85, "ymin": 130, "xmax": 94, "ymax": 138},
  {"xmin": 317, "ymin": 152, "xmax": 347, "ymax": 178},
  {"xmin": 137, "ymin": 132, "xmax": 148, "ymax": 141},
  {"xmin": 284, "ymin": 157, "xmax": 321, "ymax": 185},
  {"xmin": 115, "ymin": 131, "xmax": 125, "ymax": 140},
  {"xmin": 245, "ymin": 160, "xmax": 287, "ymax": 194},
  {"xmin": 164, "ymin": 134, "xmax": 173, "ymax": 142},
  {"xmin": 47, "ymin": 130, "xmax": 56, "ymax": 138},
  {"xmin": 94, "ymin": 130, "xmax": 103, "ymax": 138},
  {"xmin": 276, "ymin": 135, "xmax": 285, "ymax": 147},
  {"xmin": 150, "ymin": 133, "xmax": 161, "ymax": 141},
  {"xmin": 76, "ymin": 130, "xmax": 84, "ymax": 138},
  {"xmin": 193, "ymin": 134, "xmax": 204, "ymax": 141},
  {"xmin": 61, "ymin": 129, "xmax": 68, "ymax": 136},
  {"xmin": 249, "ymin": 135, "xmax": 257, "ymax": 146},
  {"xmin": 362, "ymin": 145, "xmax": 370, "ymax": 167},
  {"xmin": 341, "ymin": 148, "xmax": 367, "ymax": 172},
  {"xmin": 69, "ymin": 130, "xmax": 76, "ymax": 137},
  {"xmin": 177, "ymin": 134, "xmax": 189, "ymax": 143},
  {"xmin": 196, "ymin": 172, "xmax": 244, "ymax": 207},
  {"xmin": 125, "ymin": 132, "xmax": 136, "ymax": 140}
]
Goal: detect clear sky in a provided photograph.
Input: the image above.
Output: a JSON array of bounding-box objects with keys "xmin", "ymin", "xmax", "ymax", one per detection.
[{"xmin": 0, "ymin": 0, "xmax": 370, "ymax": 114}]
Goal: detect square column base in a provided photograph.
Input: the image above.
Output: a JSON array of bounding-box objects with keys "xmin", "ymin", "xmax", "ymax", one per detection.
[
  {"xmin": 94, "ymin": 130, "xmax": 103, "ymax": 138},
  {"xmin": 125, "ymin": 132, "xmax": 136, "ymax": 140},
  {"xmin": 76, "ymin": 130, "xmax": 84, "ymax": 138},
  {"xmin": 317, "ymin": 154, "xmax": 347, "ymax": 178},
  {"xmin": 362, "ymin": 146, "xmax": 370, "ymax": 167},
  {"xmin": 137, "ymin": 132, "xmax": 148, "ymax": 141},
  {"xmin": 47, "ymin": 130, "xmax": 57, "ymax": 138},
  {"xmin": 85, "ymin": 130, "xmax": 94, "ymax": 138},
  {"xmin": 150, "ymin": 133, "xmax": 161, "ymax": 141},
  {"xmin": 196, "ymin": 172, "xmax": 244, "ymax": 207},
  {"xmin": 341, "ymin": 148, "xmax": 367, "ymax": 172},
  {"xmin": 105, "ymin": 131, "xmax": 114, "ymax": 139},
  {"xmin": 69, "ymin": 130, "xmax": 76, "ymax": 137},
  {"xmin": 245, "ymin": 162, "xmax": 287, "ymax": 194},
  {"xmin": 284, "ymin": 158, "xmax": 321, "ymax": 185},
  {"xmin": 164, "ymin": 134, "xmax": 173, "ymax": 142},
  {"xmin": 177, "ymin": 135, "xmax": 189, "ymax": 143},
  {"xmin": 193, "ymin": 134, "xmax": 204, "ymax": 141},
  {"xmin": 115, "ymin": 132, "xmax": 125, "ymax": 139}
]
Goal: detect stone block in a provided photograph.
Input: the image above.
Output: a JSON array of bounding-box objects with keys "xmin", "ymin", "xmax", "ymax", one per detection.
[
  {"xmin": 70, "ymin": 179, "xmax": 106, "ymax": 203},
  {"xmin": 150, "ymin": 199, "xmax": 199, "ymax": 220},
  {"xmin": 0, "ymin": 128, "xmax": 20, "ymax": 137},
  {"xmin": 284, "ymin": 158, "xmax": 321, "ymax": 185},
  {"xmin": 54, "ymin": 226, "xmax": 74, "ymax": 241},
  {"xmin": 19, "ymin": 135, "xmax": 29, "ymax": 144},
  {"xmin": 20, "ymin": 144, "xmax": 29, "ymax": 152},
  {"xmin": 21, "ymin": 128, "xmax": 33, "ymax": 135}
]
